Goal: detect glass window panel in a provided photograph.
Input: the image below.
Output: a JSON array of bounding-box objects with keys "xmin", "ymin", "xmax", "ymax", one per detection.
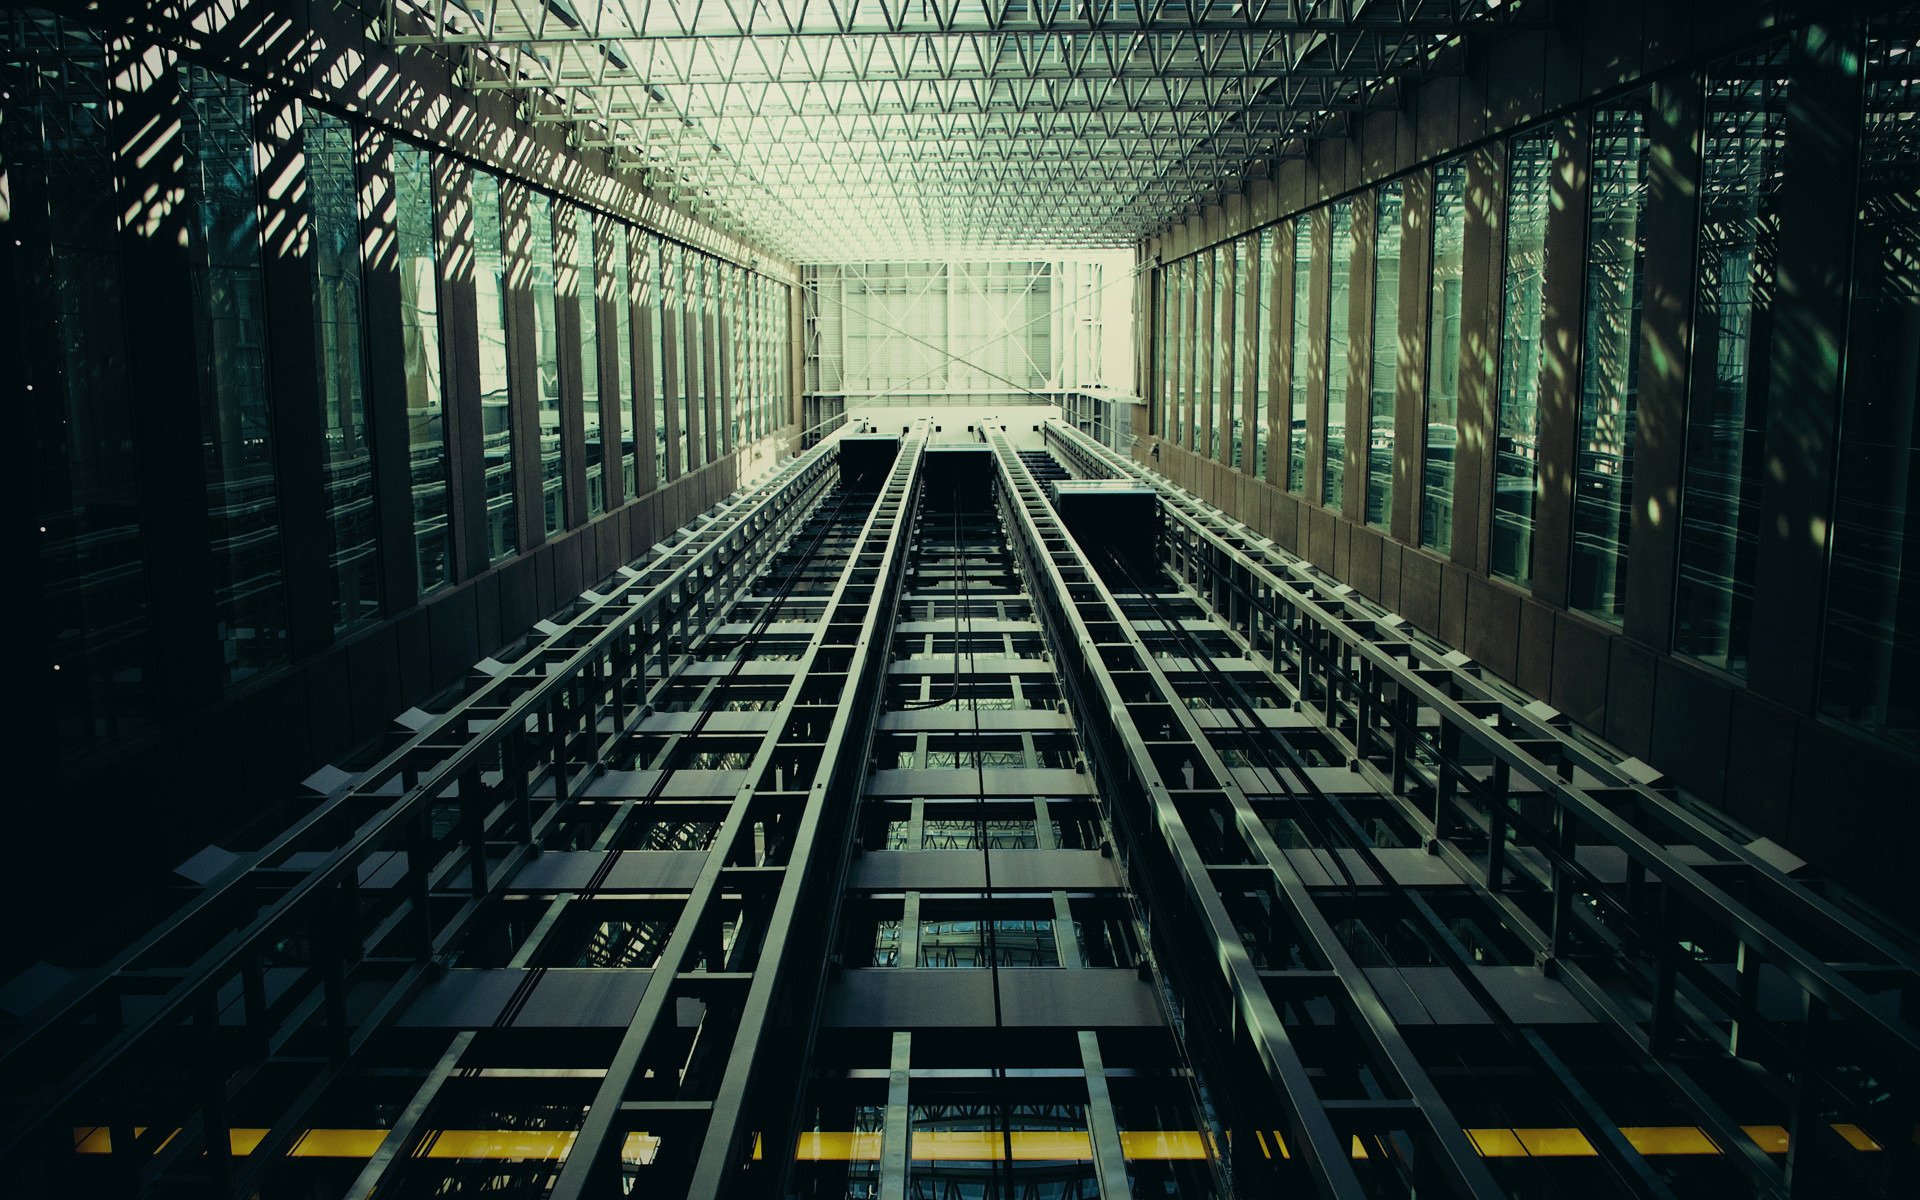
[
  {"xmin": 391, "ymin": 143, "xmax": 450, "ymax": 593},
  {"xmin": 1492, "ymin": 130, "xmax": 1556, "ymax": 587},
  {"xmin": 1233, "ymin": 236, "xmax": 1251, "ymax": 470},
  {"xmin": 668, "ymin": 244, "xmax": 691, "ymax": 472},
  {"xmin": 1571, "ymin": 96, "xmax": 1653, "ymax": 622},
  {"xmin": 1212, "ymin": 243, "xmax": 1230, "ymax": 461},
  {"xmin": 1368, "ymin": 182, "xmax": 1404, "ymax": 529},
  {"xmin": 306, "ymin": 108, "xmax": 380, "ymax": 633},
  {"xmin": 1290, "ymin": 217, "xmax": 1313, "ymax": 492},
  {"xmin": 918, "ymin": 916, "xmax": 1059, "ymax": 968},
  {"xmin": 690, "ymin": 251, "xmax": 710, "ymax": 466},
  {"xmin": 527, "ymin": 191, "xmax": 564, "ymax": 536},
  {"xmin": 1423, "ymin": 159, "xmax": 1468, "ymax": 554},
  {"xmin": 1675, "ymin": 41, "xmax": 1792, "ymax": 674},
  {"xmin": 610, "ymin": 222, "xmax": 637, "ymax": 500},
  {"xmin": 647, "ymin": 235, "xmax": 671, "ymax": 484},
  {"xmin": 1157, "ymin": 272, "xmax": 1173, "ymax": 441},
  {"xmin": 1820, "ymin": 17, "xmax": 1920, "ymax": 750},
  {"xmin": 1256, "ymin": 226, "xmax": 1274, "ymax": 478},
  {"xmin": 1325, "ymin": 199, "xmax": 1354, "ymax": 508},
  {"xmin": 7, "ymin": 10, "xmax": 150, "ymax": 752},
  {"xmin": 1167, "ymin": 259, "xmax": 1182, "ymax": 449},
  {"xmin": 184, "ymin": 65, "xmax": 287, "ymax": 683},
  {"xmin": 575, "ymin": 208, "xmax": 603, "ymax": 518},
  {"xmin": 470, "ymin": 171, "xmax": 516, "ymax": 563}
]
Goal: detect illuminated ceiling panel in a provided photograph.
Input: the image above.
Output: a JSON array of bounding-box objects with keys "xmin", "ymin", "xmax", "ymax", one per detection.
[{"xmin": 385, "ymin": 0, "xmax": 1540, "ymax": 259}]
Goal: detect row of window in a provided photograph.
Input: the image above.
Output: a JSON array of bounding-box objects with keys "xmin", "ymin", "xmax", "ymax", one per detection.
[
  {"xmin": 1150, "ymin": 19, "xmax": 1919, "ymax": 751},
  {"xmin": 374, "ymin": 132, "xmax": 792, "ymax": 587},
  {"xmin": 7, "ymin": 12, "xmax": 793, "ymax": 760}
]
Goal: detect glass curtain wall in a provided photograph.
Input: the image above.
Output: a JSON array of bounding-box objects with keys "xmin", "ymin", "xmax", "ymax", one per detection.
[
  {"xmin": 1212, "ymin": 244, "xmax": 1231, "ymax": 463},
  {"xmin": 470, "ymin": 171, "xmax": 516, "ymax": 563},
  {"xmin": 1157, "ymin": 272, "xmax": 1172, "ymax": 441},
  {"xmin": 306, "ymin": 107, "xmax": 380, "ymax": 632},
  {"xmin": 1324, "ymin": 200, "xmax": 1354, "ymax": 508},
  {"xmin": 1172, "ymin": 258, "xmax": 1189, "ymax": 448},
  {"xmin": 1255, "ymin": 226, "xmax": 1274, "ymax": 478},
  {"xmin": 1491, "ymin": 130, "xmax": 1556, "ymax": 587},
  {"xmin": 646, "ymin": 235, "xmax": 672, "ymax": 483},
  {"xmin": 1368, "ymin": 182, "xmax": 1404, "ymax": 529},
  {"xmin": 1570, "ymin": 97, "xmax": 1653, "ymax": 621},
  {"xmin": 1232, "ymin": 237, "xmax": 1251, "ymax": 470},
  {"xmin": 1197, "ymin": 252, "xmax": 1215, "ymax": 456},
  {"xmin": 575, "ymin": 208, "xmax": 604, "ymax": 518},
  {"xmin": 392, "ymin": 143, "xmax": 451, "ymax": 593},
  {"xmin": 1820, "ymin": 16, "xmax": 1919, "ymax": 749},
  {"xmin": 684, "ymin": 248, "xmax": 706, "ymax": 469},
  {"xmin": 1423, "ymin": 160, "xmax": 1468, "ymax": 555},
  {"xmin": 667, "ymin": 243, "xmax": 690, "ymax": 475},
  {"xmin": 1674, "ymin": 42, "xmax": 1792, "ymax": 674},
  {"xmin": 611, "ymin": 222, "xmax": 637, "ymax": 498},
  {"xmin": 528, "ymin": 192, "xmax": 564, "ymax": 536},
  {"xmin": 1290, "ymin": 217, "xmax": 1313, "ymax": 491},
  {"xmin": 6, "ymin": 10, "xmax": 149, "ymax": 751},
  {"xmin": 183, "ymin": 65, "xmax": 288, "ymax": 684}
]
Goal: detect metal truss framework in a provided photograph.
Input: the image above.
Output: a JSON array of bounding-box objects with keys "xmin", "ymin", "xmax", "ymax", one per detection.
[
  {"xmin": 1043, "ymin": 419, "xmax": 1920, "ymax": 1197},
  {"xmin": 0, "ymin": 446, "xmax": 841, "ymax": 1194},
  {"xmin": 381, "ymin": 0, "xmax": 1546, "ymax": 258}
]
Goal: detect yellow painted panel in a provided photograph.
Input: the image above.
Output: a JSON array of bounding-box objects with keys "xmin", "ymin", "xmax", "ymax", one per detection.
[
  {"xmin": 1742, "ymin": 1124, "xmax": 1790, "ymax": 1154},
  {"xmin": 289, "ymin": 1128, "xmax": 389, "ymax": 1158},
  {"xmin": 795, "ymin": 1131, "xmax": 884, "ymax": 1161},
  {"xmin": 73, "ymin": 1127, "xmax": 114, "ymax": 1155},
  {"xmin": 1465, "ymin": 1128, "xmax": 1528, "ymax": 1158},
  {"xmin": 72, "ymin": 1126, "xmax": 177, "ymax": 1155},
  {"xmin": 1117, "ymin": 1130, "xmax": 1211, "ymax": 1160},
  {"xmin": 1621, "ymin": 1126, "xmax": 1718, "ymax": 1156},
  {"xmin": 911, "ymin": 1130, "xmax": 1094, "ymax": 1161},
  {"xmin": 416, "ymin": 1129, "xmax": 578, "ymax": 1160},
  {"xmin": 1513, "ymin": 1128, "xmax": 1597, "ymax": 1157},
  {"xmin": 1832, "ymin": 1124, "xmax": 1883, "ymax": 1152}
]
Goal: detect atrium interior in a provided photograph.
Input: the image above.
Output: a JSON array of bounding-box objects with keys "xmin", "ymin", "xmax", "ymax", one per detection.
[{"xmin": 5, "ymin": 2, "xmax": 1919, "ymax": 1199}]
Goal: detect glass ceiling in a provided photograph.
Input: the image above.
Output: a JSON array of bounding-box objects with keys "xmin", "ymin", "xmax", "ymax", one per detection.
[{"xmin": 387, "ymin": 0, "xmax": 1537, "ymax": 261}]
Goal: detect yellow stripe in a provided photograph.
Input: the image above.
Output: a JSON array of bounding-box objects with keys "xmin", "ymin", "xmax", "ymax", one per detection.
[{"xmin": 69, "ymin": 1120, "xmax": 1891, "ymax": 1162}]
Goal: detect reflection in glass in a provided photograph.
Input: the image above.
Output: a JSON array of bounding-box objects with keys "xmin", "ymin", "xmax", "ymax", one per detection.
[
  {"xmin": 1190, "ymin": 254, "xmax": 1205, "ymax": 453},
  {"xmin": 7, "ymin": 10, "xmax": 150, "ymax": 751},
  {"xmin": 918, "ymin": 917, "xmax": 1058, "ymax": 967},
  {"xmin": 1368, "ymin": 182, "xmax": 1404, "ymax": 529},
  {"xmin": 1423, "ymin": 160, "xmax": 1467, "ymax": 555},
  {"xmin": 675, "ymin": 247, "xmax": 699, "ymax": 470},
  {"xmin": 1232, "ymin": 236, "xmax": 1251, "ymax": 469},
  {"xmin": 1325, "ymin": 199, "xmax": 1354, "ymax": 508},
  {"xmin": 695, "ymin": 251, "xmax": 714, "ymax": 465},
  {"xmin": 1173, "ymin": 257, "xmax": 1189, "ymax": 447},
  {"xmin": 391, "ymin": 143, "xmax": 451, "ymax": 593},
  {"xmin": 576, "ymin": 208, "xmax": 603, "ymax": 518},
  {"xmin": 909, "ymin": 1101, "xmax": 1096, "ymax": 1198},
  {"xmin": 610, "ymin": 222, "xmax": 637, "ymax": 499},
  {"xmin": 184, "ymin": 65, "xmax": 287, "ymax": 683},
  {"xmin": 470, "ymin": 171, "xmax": 516, "ymax": 563},
  {"xmin": 1675, "ymin": 42, "xmax": 1790, "ymax": 674},
  {"xmin": 1290, "ymin": 217, "xmax": 1313, "ymax": 491},
  {"xmin": 1152, "ymin": 272, "xmax": 1167, "ymax": 439},
  {"xmin": 1491, "ymin": 130, "xmax": 1554, "ymax": 587},
  {"xmin": 645, "ymin": 234, "xmax": 672, "ymax": 483},
  {"xmin": 1571, "ymin": 97, "xmax": 1652, "ymax": 622},
  {"xmin": 528, "ymin": 191, "xmax": 565, "ymax": 536},
  {"xmin": 726, "ymin": 265, "xmax": 743, "ymax": 453},
  {"xmin": 1821, "ymin": 17, "xmax": 1919, "ymax": 749},
  {"xmin": 306, "ymin": 108, "xmax": 380, "ymax": 633},
  {"xmin": 1256, "ymin": 226, "xmax": 1274, "ymax": 478},
  {"xmin": 1212, "ymin": 243, "xmax": 1230, "ymax": 461}
]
